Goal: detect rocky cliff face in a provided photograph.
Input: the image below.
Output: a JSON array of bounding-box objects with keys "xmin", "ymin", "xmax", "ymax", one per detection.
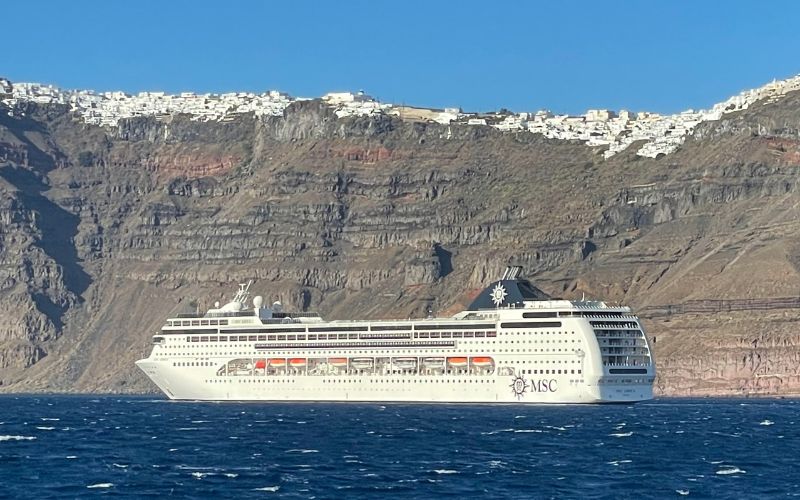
[{"xmin": 1, "ymin": 93, "xmax": 800, "ymax": 395}]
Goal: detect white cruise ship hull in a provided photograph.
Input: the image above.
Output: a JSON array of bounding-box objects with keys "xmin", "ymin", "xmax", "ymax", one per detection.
[{"xmin": 136, "ymin": 359, "xmax": 652, "ymax": 404}]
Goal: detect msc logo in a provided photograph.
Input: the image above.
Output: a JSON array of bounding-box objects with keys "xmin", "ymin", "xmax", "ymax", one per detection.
[{"xmin": 509, "ymin": 373, "xmax": 558, "ymax": 399}]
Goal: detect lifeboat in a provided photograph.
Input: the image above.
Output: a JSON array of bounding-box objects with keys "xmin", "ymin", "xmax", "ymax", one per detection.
[
  {"xmin": 269, "ymin": 358, "xmax": 286, "ymax": 367},
  {"xmin": 254, "ymin": 359, "xmax": 267, "ymax": 369},
  {"xmin": 423, "ymin": 357, "xmax": 444, "ymax": 367},
  {"xmin": 470, "ymin": 357, "xmax": 494, "ymax": 367},
  {"xmin": 392, "ymin": 357, "xmax": 417, "ymax": 369},
  {"xmin": 289, "ymin": 358, "xmax": 307, "ymax": 367},
  {"xmin": 447, "ymin": 357, "xmax": 468, "ymax": 367},
  {"xmin": 329, "ymin": 358, "xmax": 348, "ymax": 367},
  {"xmin": 350, "ymin": 358, "xmax": 374, "ymax": 369}
]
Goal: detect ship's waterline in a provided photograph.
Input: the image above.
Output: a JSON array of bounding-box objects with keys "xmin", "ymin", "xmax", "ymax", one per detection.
[{"xmin": 136, "ymin": 266, "xmax": 655, "ymax": 403}]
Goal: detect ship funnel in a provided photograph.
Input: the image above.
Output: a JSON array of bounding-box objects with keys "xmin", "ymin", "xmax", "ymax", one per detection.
[{"xmin": 501, "ymin": 266, "xmax": 523, "ymax": 280}]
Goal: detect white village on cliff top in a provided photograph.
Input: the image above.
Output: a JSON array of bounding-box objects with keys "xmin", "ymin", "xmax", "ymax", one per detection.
[{"xmin": 2, "ymin": 75, "xmax": 799, "ymax": 159}]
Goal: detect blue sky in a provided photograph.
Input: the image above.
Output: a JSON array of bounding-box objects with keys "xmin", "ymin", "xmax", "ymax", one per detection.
[{"xmin": 5, "ymin": 1, "xmax": 800, "ymax": 114}]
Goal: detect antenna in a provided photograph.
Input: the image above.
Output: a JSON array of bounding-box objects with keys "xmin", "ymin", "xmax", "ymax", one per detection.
[{"xmin": 232, "ymin": 279, "xmax": 254, "ymax": 305}]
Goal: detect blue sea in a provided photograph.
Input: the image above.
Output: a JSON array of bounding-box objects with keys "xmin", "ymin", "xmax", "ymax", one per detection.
[{"xmin": 0, "ymin": 396, "xmax": 797, "ymax": 499}]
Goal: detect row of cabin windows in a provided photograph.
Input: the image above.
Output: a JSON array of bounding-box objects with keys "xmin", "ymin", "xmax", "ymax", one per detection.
[
  {"xmin": 178, "ymin": 331, "xmax": 499, "ymax": 343},
  {"xmin": 175, "ymin": 356, "xmax": 583, "ymax": 371},
  {"xmin": 205, "ymin": 378, "xmax": 500, "ymax": 384},
  {"xmin": 170, "ymin": 319, "xmax": 230, "ymax": 327},
  {"xmin": 175, "ymin": 330, "xmax": 585, "ymax": 344},
  {"xmin": 160, "ymin": 335, "xmax": 586, "ymax": 357},
  {"xmin": 163, "ymin": 348, "xmax": 583, "ymax": 359}
]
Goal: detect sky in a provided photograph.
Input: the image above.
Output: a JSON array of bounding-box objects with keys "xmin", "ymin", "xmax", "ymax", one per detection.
[{"xmin": 5, "ymin": 1, "xmax": 800, "ymax": 115}]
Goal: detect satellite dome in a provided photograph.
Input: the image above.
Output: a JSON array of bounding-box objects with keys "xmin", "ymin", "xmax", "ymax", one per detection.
[
  {"xmin": 253, "ymin": 295, "xmax": 264, "ymax": 308},
  {"xmin": 214, "ymin": 301, "xmax": 220, "ymax": 308},
  {"xmin": 272, "ymin": 301, "xmax": 283, "ymax": 313}
]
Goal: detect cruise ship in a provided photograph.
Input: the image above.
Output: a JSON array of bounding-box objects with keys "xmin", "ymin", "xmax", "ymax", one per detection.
[{"xmin": 136, "ymin": 267, "xmax": 655, "ymax": 403}]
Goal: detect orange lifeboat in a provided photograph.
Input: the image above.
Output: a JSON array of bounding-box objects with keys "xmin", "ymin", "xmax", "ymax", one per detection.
[
  {"xmin": 254, "ymin": 359, "xmax": 267, "ymax": 369},
  {"xmin": 329, "ymin": 358, "xmax": 348, "ymax": 367},
  {"xmin": 471, "ymin": 357, "xmax": 494, "ymax": 367},
  {"xmin": 269, "ymin": 358, "xmax": 286, "ymax": 367},
  {"xmin": 289, "ymin": 358, "xmax": 307, "ymax": 367},
  {"xmin": 447, "ymin": 357, "xmax": 468, "ymax": 367}
]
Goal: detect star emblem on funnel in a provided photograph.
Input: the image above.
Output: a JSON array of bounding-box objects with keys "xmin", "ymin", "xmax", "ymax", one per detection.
[{"xmin": 490, "ymin": 283, "xmax": 508, "ymax": 306}]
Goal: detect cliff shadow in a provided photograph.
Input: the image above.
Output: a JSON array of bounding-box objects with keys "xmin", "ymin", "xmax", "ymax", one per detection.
[
  {"xmin": 0, "ymin": 165, "xmax": 92, "ymax": 300},
  {"xmin": 0, "ymin": 108, "xmax": 64, "ymax": 175},
  {"xmin": 434, "ymin": 243, "xmax": 453, "ymax": 278}
]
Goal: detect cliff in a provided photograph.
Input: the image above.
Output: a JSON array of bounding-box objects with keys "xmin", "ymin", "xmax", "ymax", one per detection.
[{"xmin": 2, "ymin": 93, "xmax": 800, "ymax": 396}]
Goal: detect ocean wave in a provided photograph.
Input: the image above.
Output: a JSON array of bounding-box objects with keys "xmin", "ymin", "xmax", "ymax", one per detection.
[
  {"xmin": 254, "ymin": 486, "xmax": 280, "ymax": 492},
  {"xmin": 86, "ymin": 483, "xmax": 113, "ymax": 489},
  {"xmin": 716, "ymin": 467, "xmax": 746, "ymax": 475},
  {"xmin": 0, "ymin": 435, "xmax": 36, "ymax": 441}
]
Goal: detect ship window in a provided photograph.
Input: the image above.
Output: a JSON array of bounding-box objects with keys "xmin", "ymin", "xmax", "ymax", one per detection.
[
  {"xmin": 278, "ymin": 335, "xmax": 286, "ymax": 341},
  {"xmin": 191, "ymin": 336, "xmax": 199, "ymax": 342},
  {"xmin": 201, "ymin": 320, "xmax": 209, "ymax": 326},
  {"xmin": 338, "ymin": 334, "xmax": 347, "ymax": 340},
  {"xmin": 486, "ymin": 331, "xmax": 497, "ymax": 337},
  {"xmin": 200, "ymin": 336, "xmax": 209, "ymax": 342},
  {"xmin": 219, "ymin": 320, "xmax": 228, "ymax": 326},
  {"xmin": 219, "ymin": 336, "xmax": 227, "ymax": 341},
  {"xmin": 210, "ymin": 320, "xmax": 219, "ymax": 326},
  {"xmin": 523, "ymin": 311, "xmax": 559, "ymax": 319},
  {"xmin": 191, "ymin": 320, "xmax": 200, "ymax": 326},
  {"xmin": 268, "ymin": 335, "xmax": 276, "ymax": 341},
  {"xmin": 287, "ymin": 335, "xmax": 296, "ymax": 341},
  {"xmin": 249, "ymin": 335, "xmax": 257, "ymax": 341},
  {"xmin": 308, "ymin": 334, "xmax": 317, "ymax": 340},
  {"xmin": 452, "ymin": 332, "xmax": 462, "ymax": 338}
]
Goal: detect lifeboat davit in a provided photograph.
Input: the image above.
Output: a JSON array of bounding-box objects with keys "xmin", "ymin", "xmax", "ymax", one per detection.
[
  {"xmin": 254, "ymin": 359, "xmax": 267, "ymax": 369},
  {"xmin": 470, "ymin": 357, "xmax": 494, "ymax": 367},
  {"xmin": 289, "ymin": 358, "xmax": 307, "ymax": 367},
  {"xmin": 269, "ymin": 358, "xmax": 286, "ymax": 367},
  {"xmin": 329, "ymin": 358, "xmax": 348, "ymax": 367},
  {"xmin": 447, "ymin": 357, "xmax": 468, "ymax": 367}
]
